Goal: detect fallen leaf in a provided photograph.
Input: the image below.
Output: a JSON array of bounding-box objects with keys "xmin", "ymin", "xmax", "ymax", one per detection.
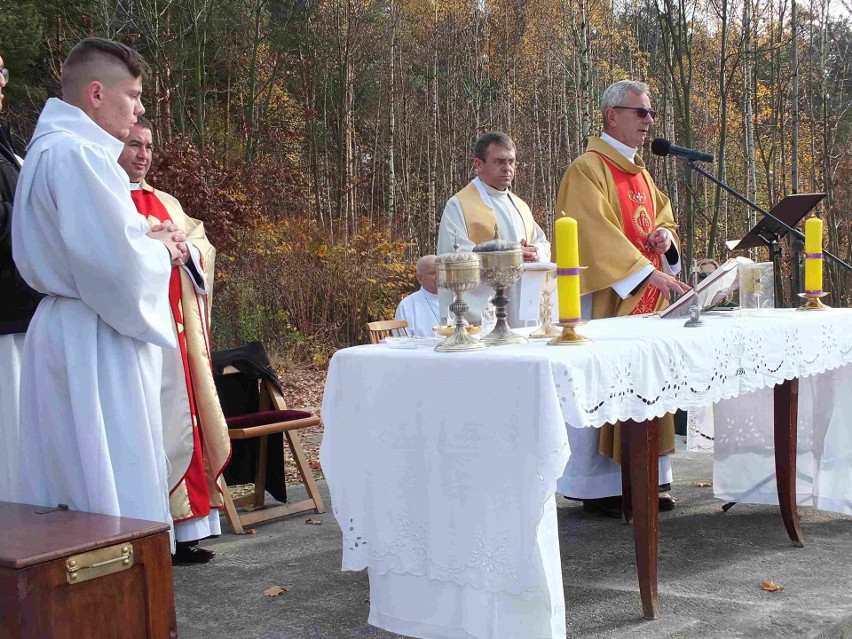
[
  {"xmin": 760, "ymin": 580, "xmax": 784, "ymax": 592},
  {"xmin": 245, "ymin": 528, "xmax": 257, "ymax": 535},
  {"xmin": 309, "ymin": 460, "xmax": 322, "ymax": 470},
  {"xmin": 263, "ymin": 586, "xmax": 288, "ymax": 597},
  {"xmin": 305, "ymin": 517, "xmax": 323, "ymax": 525},
  {"xmin": 693, "ymin": 481, "xmax": 713, "ymax": 488}
]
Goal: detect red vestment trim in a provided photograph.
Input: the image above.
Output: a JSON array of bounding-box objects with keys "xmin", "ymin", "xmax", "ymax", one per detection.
[
  {"xmin": 592, "ymin": 152, "xmax": 662, "ymax": 314},
  {"xmin": 131, "ymin": 190, "xmax": 211, "ymax": 519}
]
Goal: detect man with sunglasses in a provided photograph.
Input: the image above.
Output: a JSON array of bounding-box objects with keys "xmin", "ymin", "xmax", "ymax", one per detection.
[
  {"xmin": 554, "ymin": 80, "xmax": 690, "ymax": 518},
  {"xmin": 0, "ymin": 54, "xmax": 44, "ymax": 502}
]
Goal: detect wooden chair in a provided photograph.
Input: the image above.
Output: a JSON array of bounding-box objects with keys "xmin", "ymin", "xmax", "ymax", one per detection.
[
  {"xmin": 366, "ymin": 319, "xmax": 409, "ymax": 344},
  {"xmin": 214, "ymin": 355, "xmax": 325, "ymax": 534}
]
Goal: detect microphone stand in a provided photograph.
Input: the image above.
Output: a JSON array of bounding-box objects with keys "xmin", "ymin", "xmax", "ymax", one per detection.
[{"xmin": 681, "ymin": 159, "xmax": 852, "ymax": 306}]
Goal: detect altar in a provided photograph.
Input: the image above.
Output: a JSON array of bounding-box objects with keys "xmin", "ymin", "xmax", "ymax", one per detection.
[{"xmin": 320, "ymin": 309, "xmax": 852, "ymax": 639}]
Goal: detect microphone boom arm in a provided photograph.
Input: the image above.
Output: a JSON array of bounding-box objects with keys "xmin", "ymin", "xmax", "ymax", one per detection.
[{"xmin": 685, "ymin": 159, "xmax": 852, "ymax": 272}]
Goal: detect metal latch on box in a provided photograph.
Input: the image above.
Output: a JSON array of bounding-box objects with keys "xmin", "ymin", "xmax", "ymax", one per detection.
[{"xmin": 66, "ymin": 543, "xmax": 134, "ymax": 584}]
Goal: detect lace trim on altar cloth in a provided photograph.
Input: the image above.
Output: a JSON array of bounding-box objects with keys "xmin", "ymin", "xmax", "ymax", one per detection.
[{"xmin": 551, "ymin": 312, "xmax": 852, "ymax": 429}]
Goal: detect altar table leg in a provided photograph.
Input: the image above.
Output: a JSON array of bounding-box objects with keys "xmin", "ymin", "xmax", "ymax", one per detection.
[
  {"xmin": 774, "ymin": 377, "xmax": 805, "ymax": 548},
  {"xmin": 620, "ymin": 422, "xmax": 633, "ymax": 524},
  {"xmin": 621, "ymin": 418, "xmax": 660, "ymax": 620}
]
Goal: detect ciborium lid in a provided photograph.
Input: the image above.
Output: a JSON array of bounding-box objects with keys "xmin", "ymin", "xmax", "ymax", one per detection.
[
  {"xmin": 436, "ymin": 250, "xmax": 480, "ymax": 267},
  {"xmin": 472, "ymin": 238, "xmax": 521, "ymax": 253}
]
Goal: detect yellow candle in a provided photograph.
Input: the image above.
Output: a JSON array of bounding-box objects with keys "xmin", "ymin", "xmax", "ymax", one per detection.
[
  {"xmin": 555, "ymin": 217, "xmax": 582, "ymax": 322},
  {"xmin": 804, "ymin": 216, "xmax": 823, "ymax": 294}
]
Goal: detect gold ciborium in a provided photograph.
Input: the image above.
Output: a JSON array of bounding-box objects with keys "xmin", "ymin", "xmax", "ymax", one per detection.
[
  {"xmin": 433, "ymin": 324, "xmax": 481, "ymax": 338},
  {"xmin": 435, "ymin": 250, "xmax": 487, "ymax": 352},
  {"xmin": 473, "ymin": 238, "xmax": 526, "ymax": 346}
]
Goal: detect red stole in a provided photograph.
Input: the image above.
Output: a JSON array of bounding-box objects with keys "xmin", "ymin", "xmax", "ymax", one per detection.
[
  {"xmin": 592, "ymin": 153, "xmax": 662, "ymax": 315},
  {"xmin": 131, "ymin": 189, "xmax": 211, "ymax": 520}
]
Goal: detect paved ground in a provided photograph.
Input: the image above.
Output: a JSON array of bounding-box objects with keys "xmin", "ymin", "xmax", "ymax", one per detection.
[{"xmin": 174, "ymin": 449, "xmax": 852, "ymax": 639}]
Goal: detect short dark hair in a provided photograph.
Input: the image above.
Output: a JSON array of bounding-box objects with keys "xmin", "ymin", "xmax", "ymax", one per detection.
[
  {"xmin": 472, "ymin": 131, "xmax": 516, "ymax": 161},
  {"xmin": 62, "ymin": 37, "xmax": 150, "ymax": 88},
  {"xmin": 134, "ymin": 114, "xmax": 153, "ymax": 131}
]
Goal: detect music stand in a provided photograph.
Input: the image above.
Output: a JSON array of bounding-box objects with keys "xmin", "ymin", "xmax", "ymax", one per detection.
[{"xmin": 725, "ymin": 193, "xmax": 826, "ymax": 304}]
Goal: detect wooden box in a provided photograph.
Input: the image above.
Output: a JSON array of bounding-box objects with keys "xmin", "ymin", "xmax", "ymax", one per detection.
[{"xmin": 0, "ymin": 501, "xmax": 177, "ymax": 639}]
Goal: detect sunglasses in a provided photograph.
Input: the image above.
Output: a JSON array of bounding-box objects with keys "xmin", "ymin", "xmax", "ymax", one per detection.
[{"xmin": 613, "ymin": 106, "xmax": 657, "ymax": 119}]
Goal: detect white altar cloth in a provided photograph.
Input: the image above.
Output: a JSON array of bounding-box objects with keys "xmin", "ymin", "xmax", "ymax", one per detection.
[
  {"xmin": 321, "ymin": 348, "xmax": 570, "ymax": 638},
  {"xmin": 542, "ymin": 309, "xmax": 852, "ymax": 429},
  {"xmin": 713, "ymin": 363, "xmax": 852, "ymax": 515},
  {"xmin": 321, "ymin": 309, "xmax": 852, "ymax": 639}
]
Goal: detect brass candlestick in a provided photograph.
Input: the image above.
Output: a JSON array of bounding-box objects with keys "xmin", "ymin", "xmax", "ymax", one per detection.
[
  {"xmin": 548, "ymin": 320, "xmax": 591, "ymax": 345},
  {"xmin": 796, "ymin": 291, "xmax": 830, "ymax": 311}
]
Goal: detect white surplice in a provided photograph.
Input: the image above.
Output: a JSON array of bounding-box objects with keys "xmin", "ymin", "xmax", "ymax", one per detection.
[
  {"xmin": 11, "ymin": 99, "xmax": 175, "ymax": 526},
  {"xmin": 436, "ymin": 178, "xmax": 551, "ymax": 324},
  {"xmin": 394, "ymin": 287, "xmax": 440, "ymax": 337}
]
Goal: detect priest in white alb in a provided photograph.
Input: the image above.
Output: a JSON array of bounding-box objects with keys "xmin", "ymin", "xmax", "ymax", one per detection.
[
  {"xmin": 118, "ymin": 115, "xmax": 231, "ymax": 563},
  {"xmin": 12, "ymin": 38, "xmax": 186, "ymax": 527},
  {"xmin": 436, "ymin": 131, "xmax": 550, "ymax": 324},
  {"xmin": 394, "ymin": 255, "xmax": 439, "ymax": 336}
]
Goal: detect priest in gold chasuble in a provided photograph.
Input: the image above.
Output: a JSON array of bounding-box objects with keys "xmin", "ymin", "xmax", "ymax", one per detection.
[
  {"xmin": 436, "ymin": 132, "xmax": 550, "ymax": 324},
  {"xmin": 119, "ymin": 117, "xmax": 231, "ymax": 562},
  {"xmin": 554, "ymin": 81, "xmax": 691, "ymax": 516}
]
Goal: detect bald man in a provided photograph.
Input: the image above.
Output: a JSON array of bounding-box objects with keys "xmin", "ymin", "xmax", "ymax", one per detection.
[
  {"xmin": 394, "ymin": 255, "xmax": 440, "ymax": 336},
  {"xmin": 12, "ymin": 38, "xmax": 186, "ymax": 528}
]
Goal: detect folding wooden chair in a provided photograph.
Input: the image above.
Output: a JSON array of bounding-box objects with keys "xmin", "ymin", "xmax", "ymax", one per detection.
[
  {"xmin": 213, "ymin": 347, "xmax": 325, "ymax": 534},
  {"xmin": 366, "ymin": 319, "xmax": 409, "ymax": 344}
]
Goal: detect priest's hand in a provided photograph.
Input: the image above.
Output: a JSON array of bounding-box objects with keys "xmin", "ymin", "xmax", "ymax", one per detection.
[
  {"xmin": 519, "ymin": 239, "xmax": 538, "ymax": 262},
  {"xmin": 647, "ymin": 228, "xmax": 672, "ymax": 255},
  {"xmin": 147, "ymin": 225, "xmax": 188, "ymax": 266},
  {"xmin": 648, "ymin": 270, "xmax": 691, "ymax": 301},
  {"xmin": 149, "ymin": 221, "xmax": 189, "ymax": 266}
]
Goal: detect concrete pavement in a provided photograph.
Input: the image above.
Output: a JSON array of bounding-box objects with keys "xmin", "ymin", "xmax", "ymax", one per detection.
[{"xmin": 174, "ymin": 449, "xmax": 852, "ymax": 639}]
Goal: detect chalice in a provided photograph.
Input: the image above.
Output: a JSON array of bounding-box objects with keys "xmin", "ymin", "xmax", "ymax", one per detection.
[
  {"xmin": 473, "ymin": 238, "xmax": 526, "ymax": 346},
  {"xmin": 435, "ymin": 249, "xmax": 487, "ymax": 352}
]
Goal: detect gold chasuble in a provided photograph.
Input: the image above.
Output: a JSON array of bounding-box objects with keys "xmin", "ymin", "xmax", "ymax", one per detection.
[
  {"xmin": 455, "ymin": 181, "xmax": 536, "ymax": 245},
  {"xmin": 555, "ymin": 136, "xmax": 678, "ymax": 463},
  {"xmin": 133, "ymin": 182, "xmax": 231, "ymax": 523}
]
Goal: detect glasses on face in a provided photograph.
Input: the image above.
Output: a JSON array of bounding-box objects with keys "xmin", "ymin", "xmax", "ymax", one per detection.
[
  {"xmin": 698, "ymin": 271, "xmax": 710, "ymax": 280},
  {"xmin": 613, "ymin": 106, "xmax": 657, "ymax": 119},
  {"xmin": 0, "ymin": 67, "xmax": 8, "ymax": 83}
]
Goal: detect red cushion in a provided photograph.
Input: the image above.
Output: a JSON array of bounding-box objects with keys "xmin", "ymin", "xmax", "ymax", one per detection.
[{"xmin": 226, "ymin": 409, "xmax": 314, "ymax": 430}]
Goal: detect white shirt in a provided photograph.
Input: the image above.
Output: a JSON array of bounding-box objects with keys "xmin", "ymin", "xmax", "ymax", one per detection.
[
  {"xmin": 394, "ymin": 288, "xmax": 440, "ymax": 337},
  {"xmin": 436, "ymin": 178, "xmax": 551, "ymax": 324}
]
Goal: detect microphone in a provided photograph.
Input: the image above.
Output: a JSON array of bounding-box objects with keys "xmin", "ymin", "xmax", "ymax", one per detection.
[{"xmin": 651, "ymin": 138, "xmax": 714, "ymax": 163}]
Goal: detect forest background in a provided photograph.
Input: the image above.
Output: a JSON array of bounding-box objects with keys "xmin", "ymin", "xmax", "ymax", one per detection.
[{"xmin": 1, "ymin": 0, "xmax": 850, "ymax": 365}]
